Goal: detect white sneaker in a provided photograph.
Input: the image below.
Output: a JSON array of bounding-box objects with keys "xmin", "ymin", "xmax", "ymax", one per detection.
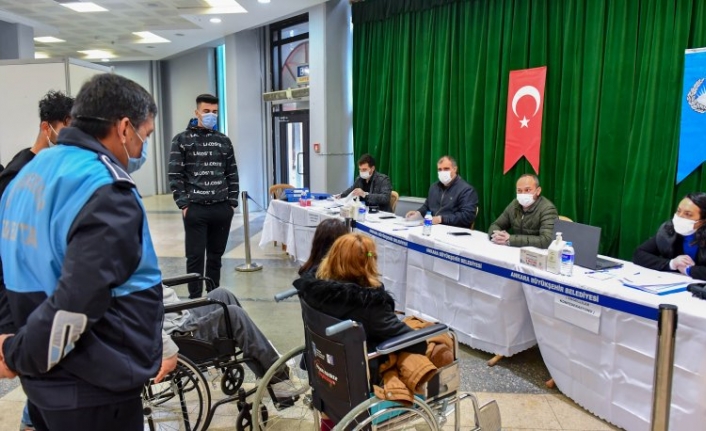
[{"xmin": 270, "ymin": 380, "xmax": 309, "ymax": 399}]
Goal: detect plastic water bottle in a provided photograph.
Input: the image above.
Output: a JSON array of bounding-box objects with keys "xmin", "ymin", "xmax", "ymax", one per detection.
[
  {"xmin": 358, "ymin": 206, "xmax": 367, "ymax": 222},
  {"xmin": 560, "ymin": 241, "xmax": 575, "ymax": 276},
  {"xmin": 423, "ymin": 211, "xmax": 433, "ymax": 236}
]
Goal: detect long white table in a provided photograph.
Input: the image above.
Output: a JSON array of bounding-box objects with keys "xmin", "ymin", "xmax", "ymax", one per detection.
[
  {"xmin": 520, "ymin": 263, "xmax": 706, "ymax": 431},
  {"xmin": 260, "ymin": 200, "xmax": 706, "ymax": 431}
]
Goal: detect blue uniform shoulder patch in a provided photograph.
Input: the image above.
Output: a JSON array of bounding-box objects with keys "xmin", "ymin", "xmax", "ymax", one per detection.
[{"xmin": 98, "ymin": 154, "xmax": 135, "ymax": 188}]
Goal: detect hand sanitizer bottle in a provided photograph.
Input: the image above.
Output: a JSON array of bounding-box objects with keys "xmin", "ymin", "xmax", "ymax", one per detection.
[{"xmin": 547, "ymin": 232, "xmax": 565, "ymax": 274}]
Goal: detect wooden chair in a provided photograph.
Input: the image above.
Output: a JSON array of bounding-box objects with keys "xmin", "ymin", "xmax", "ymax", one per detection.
[
  {"xmin": 390, "ymin": 191, "xmax": 399, "ymax": 213},
  {"xmin": 268, "ymin": 184, "xmax": 294, "ymax": 251},
  {"xmin": 269, "ymin": 184, "xmax": 294, "ymax": 201},
  {"xmin": 558, "ymin": 215, "xmax": 573, "ymax": 222},
  {"xmin": 470, "ymin": 206, "xmax": 480, "ymax": 230}
]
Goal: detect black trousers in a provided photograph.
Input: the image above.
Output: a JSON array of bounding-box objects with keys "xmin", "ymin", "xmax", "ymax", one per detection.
[
  {"xmin": 28, "ymin": 397, "xmax": 142, "ymax": 431},
  {"xmin": 183, "ymin": 201, "xmax": 234, "ymax": 298}
]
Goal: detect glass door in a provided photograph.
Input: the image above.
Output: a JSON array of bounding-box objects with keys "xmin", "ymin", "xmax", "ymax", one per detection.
[{"xmin": 273, "ymin": 110, "xmax": 310, "ymax": 189}]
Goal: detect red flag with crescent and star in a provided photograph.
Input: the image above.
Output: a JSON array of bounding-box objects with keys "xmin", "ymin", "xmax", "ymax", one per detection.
[{"xmin": 503, "ymin": 66, "xmax": 547, "ymax": 174}]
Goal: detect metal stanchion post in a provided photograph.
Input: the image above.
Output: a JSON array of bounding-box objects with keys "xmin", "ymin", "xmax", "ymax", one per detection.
[
  {"xmin": 650, "ymin": 304, "xmax": 677, "ymax": 431},
  {"xmin": 236, "ymin": 191, "xmax": 263, "ymax": 272}
]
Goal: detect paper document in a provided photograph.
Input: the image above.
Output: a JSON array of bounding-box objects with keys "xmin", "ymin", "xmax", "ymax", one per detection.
[
  {"xmin": 621, "ymin": 271, "xmax": 689, "ymax": 295},
  {"xmin": 395, "ymin": 219, "xmax": 422, "ymax": 227}
]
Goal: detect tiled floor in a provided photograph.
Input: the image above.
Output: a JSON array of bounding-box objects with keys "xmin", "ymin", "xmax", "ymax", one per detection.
[{"xmin": 0, "ymin": 194, "xmax": 622, "ymax": 430}]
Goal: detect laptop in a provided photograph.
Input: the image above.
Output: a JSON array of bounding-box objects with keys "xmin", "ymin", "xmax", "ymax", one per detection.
[{"xmin": 552, "ymin": 219, "xmax": 623, "ymax": 270}]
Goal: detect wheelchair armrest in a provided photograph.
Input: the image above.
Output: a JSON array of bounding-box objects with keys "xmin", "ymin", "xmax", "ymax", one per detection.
[
  {"xmin": 162, "ymin": 273, "xmax": 216, "ymax": 292},
  {"xmin": 374, "ymin": 323, "xmax": 449, "ymax": 355},
  {"xmin": 165, "ymin": 297, "xmax": 215, "ymax": 313},
  {"xmin": 164, "ymin": 298, "xmax": 235, "ymax": 340},
  {"xmin": 162, "ymin": 273, "xmax": 202, "ymax": 286},
  {"xmin": 274, "ymin": 288, "xmax": 298, "ymax": 302}
]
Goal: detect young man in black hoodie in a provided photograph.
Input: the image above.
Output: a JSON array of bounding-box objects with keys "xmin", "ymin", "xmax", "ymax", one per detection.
[{"xmin": 168, "ymin": 94, "xmax": 239, "ymax": 298}]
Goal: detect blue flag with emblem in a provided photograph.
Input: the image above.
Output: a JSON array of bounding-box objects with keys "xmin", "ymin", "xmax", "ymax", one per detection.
[{"xmin": 677, "ymin": 48, "xmax": 706, "ymax": 183}]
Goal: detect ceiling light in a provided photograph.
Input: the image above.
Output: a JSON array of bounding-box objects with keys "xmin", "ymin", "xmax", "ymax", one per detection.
[
  {"xmin": 258, "ymin": 0, "xmax": 271, "ymax": 3},
  {"xmin": 133, "ymin": 31, "xmax": 170, "ymax": 44},
  {"xmin": 78, "ymin": 49, "xmax": 116, "ymax": 59},
  {"xmin": 101, "ymin": 58, "xmax": 110, "ymax": 62},
  {"xmin": 210, "ymin": 17, "xmax": 222, "ymax": 23},
  {"xmin": 34, "ymin": 52, "xmax": 49, "ymax": 59},
  {"xmin": 34, "ymin": 36, "xmax": 65, "ymax": 43},
  {"xmin": 60, "ymin": 2, "xmax": 108, "ymax": 12},
  {"xmin": 203, "ymin": 0, "xmax": 246, "ymax": 13}
]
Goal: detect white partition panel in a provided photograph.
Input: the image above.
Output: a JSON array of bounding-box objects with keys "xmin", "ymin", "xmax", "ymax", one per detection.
[{"xmin": 0, "ymin": 58, "xmax": 110, "ymax": 165}]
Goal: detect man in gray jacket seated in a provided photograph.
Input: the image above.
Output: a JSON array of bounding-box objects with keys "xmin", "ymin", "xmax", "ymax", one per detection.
[
  {"xmin": 406, "ymin": 155, "xmax": 479, "ymax": 228},
  {"xmin": 161, "ymin": 285, "xmax": 303, "ymax": 398},
  {"xmin": 488, "ymin": 174, "xmax": 558, "ymax": 248},
  {"xmin": 338, "ymin": 154, "xmax": 393, "ymax": 212}
]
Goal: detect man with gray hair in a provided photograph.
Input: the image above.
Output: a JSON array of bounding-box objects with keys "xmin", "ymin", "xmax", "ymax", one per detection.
[
  {"xmin": 0, "ymin": 73, "xmax": 169, "ymax": 430},
  {"xmin": 488, "ymin": 173, "xmax": 558, "ymax": 248},
  {"xmin": 406, "ymin": 155, "xmax": 479, "ymax": 228}
]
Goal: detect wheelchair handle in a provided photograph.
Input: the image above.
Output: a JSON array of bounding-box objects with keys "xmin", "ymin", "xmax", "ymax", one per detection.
[
  {"xmin": 326, "ymin": 320, "xmax": 359, "ymax": 336},
  {"xmin": 274, "ymin": 288, "xmax": 298, "ymax": 302}
]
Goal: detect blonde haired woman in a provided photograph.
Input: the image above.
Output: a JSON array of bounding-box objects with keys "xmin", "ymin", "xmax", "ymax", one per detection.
[{"xmin": 294, "ymin": 232, "xmax": 425, "ymax": 355}]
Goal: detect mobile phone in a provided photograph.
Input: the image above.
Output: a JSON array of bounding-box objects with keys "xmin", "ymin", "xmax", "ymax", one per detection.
[
  {"xmin": 447, "ymin": 232, "xmax": 472, "ymax": 236},
  {"xmin": 378, "ymin": 215, "xmax": 396, "ymax": 219}
]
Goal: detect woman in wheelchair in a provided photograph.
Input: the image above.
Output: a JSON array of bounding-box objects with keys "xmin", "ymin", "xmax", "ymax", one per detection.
[
  {"xmin": 161, "ymin": 284, "xmax": 302, "ymax": 398},
  {"xmin": 294, "ymin": 233, "xmax": 436, "ymax": 429}
]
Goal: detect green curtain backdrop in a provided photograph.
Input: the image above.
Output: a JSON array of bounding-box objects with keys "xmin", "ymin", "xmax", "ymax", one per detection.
[{"xmin": 352, "ymin": 0, "xmax": 706, "ymax": 259}]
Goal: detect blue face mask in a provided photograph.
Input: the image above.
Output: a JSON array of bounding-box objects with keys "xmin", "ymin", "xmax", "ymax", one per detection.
[
  {"xmin": 201, "ymin": 112, "xmax": 218, "ymax": 129},
  {"xmin": 127, "ymin": 140, "xmax": 148, "ymax": 173},
  {"xmin": 125, "ymin": 123, "xmax": 148, "ymax": 174}
]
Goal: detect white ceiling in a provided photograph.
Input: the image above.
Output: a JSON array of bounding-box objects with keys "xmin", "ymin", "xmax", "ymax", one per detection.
[{"xmin": 0, "ymin": 0, "xmax": 327, "ymax": 62}]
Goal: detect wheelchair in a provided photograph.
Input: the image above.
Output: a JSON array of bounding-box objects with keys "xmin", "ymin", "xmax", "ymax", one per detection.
[
  {"xmin": 142, "ymin": 274, "xmax": 264, "ymax": 431},
  {"xmin": 251, "ymin": 288, "xmax": 502, "ymax": 431}
]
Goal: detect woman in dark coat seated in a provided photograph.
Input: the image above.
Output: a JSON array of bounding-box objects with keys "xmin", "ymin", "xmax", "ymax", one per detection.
[
  {"xmin": 633, "ymin": 192, "xmax": 706, "ymax": 279},
  {"xmin": 294, "ymin": 233, "xmax": 426, "ymax": 431},
  {"xmin": 294, "ymin": 233, "xmax": 423, "ymax": 355}
]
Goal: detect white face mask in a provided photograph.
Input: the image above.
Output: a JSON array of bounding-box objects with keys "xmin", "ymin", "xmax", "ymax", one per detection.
[
  {"xmin": 673, "ymin": 214, "xmax": 698, "ymax": 236},
  {"xmin": 47, "ymin": 124, "xmax": 59, "ymax": 147},
  {"xmin": 360, "ymin": 170, "xmax": 371, "ymax": 180},
  {"xmin": 438, "ymin": 171, "xmax": 452, "ymax": 185},
  {"xmin": 517, "ymin": 193, "xmax": 535, "ymax": 207}
]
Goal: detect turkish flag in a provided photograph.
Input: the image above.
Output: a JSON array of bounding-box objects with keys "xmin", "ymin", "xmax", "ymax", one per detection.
[{"xmin": 503, "ymin": 66, "xmax": 547, "ymax": 174}]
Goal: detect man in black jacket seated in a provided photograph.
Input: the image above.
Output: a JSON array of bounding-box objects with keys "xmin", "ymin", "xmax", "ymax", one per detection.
[
  {"xmin": 406, "ymin": 155, "xmax": 479, "ymax": 228},
  {"xmin": 338, "ymin": 154, "xmax": 393, "ymax": 212}
]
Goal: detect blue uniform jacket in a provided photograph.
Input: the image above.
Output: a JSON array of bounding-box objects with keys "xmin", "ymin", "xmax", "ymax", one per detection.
[{"xmin": 0, "ymin": 127, "xmax": 163, "ymax": 409}]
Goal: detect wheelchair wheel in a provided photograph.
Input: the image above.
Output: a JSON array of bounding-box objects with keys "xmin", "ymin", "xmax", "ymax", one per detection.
[
  {"xmin": 334, "ymin": 396, "xmax": 439, "ymax": 431},
  {"xmin": 143, "ymin": 354, "xmax": 212, "ymax": 431},
  {"xmin": 221, "ymin": 363, "xmax": 245, "ymax": 396},
  {"xmin": 252, "ymin": 345, "xmax": 320, "ymax": 430}
]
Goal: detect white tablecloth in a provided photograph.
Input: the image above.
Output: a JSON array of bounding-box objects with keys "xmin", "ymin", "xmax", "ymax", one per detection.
[
  {"xmin": 402, "ymin": 227, "xmax": 536, "ymax": 356},
  {"xmin": 520, "ymin": 263, "xmax": 706, "ymax": 431}
]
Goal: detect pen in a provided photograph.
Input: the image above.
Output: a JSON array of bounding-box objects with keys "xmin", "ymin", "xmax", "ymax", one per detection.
[{"xmin": 392, "ymin": 228, "xmax": 408, "ymax": 231}]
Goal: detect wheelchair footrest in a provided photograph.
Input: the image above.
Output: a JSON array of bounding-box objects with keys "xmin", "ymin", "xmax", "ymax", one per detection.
[{"xmin": 477, "ymin": 399, "xmax": 501, "ymax": 431}]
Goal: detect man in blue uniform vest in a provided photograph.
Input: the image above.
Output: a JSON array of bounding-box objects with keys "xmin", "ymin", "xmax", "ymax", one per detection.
[{"xmin": 0, "ymin": 73, "xmax": 167, "ymax": 430}]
